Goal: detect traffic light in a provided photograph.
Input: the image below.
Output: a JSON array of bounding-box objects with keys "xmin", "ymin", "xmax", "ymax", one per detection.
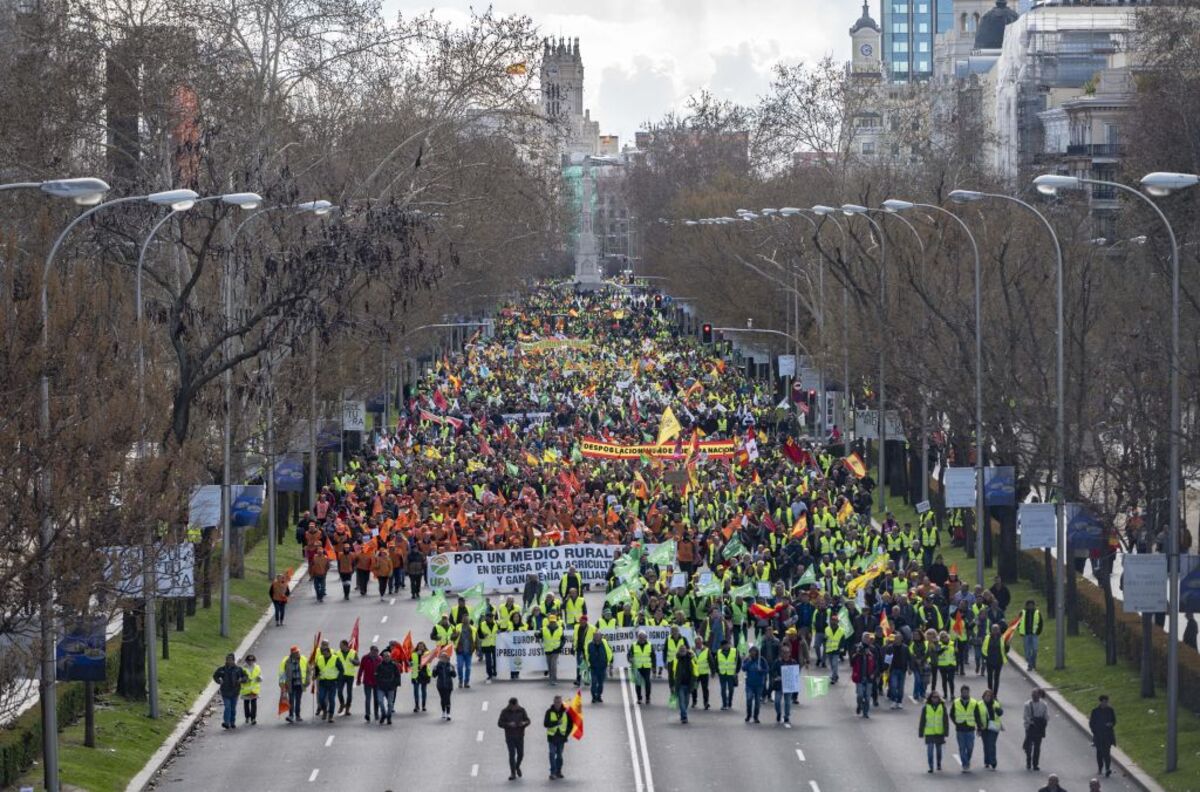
[
  {"xmin": 701, "ymin": 323, "xmax": 713, "ymax": 343},
  {"xmin": 654, "ymin": 293, "xmax": 663, "ymax": 309}
]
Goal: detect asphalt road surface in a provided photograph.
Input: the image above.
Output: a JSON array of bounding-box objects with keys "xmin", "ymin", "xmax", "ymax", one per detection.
[{"xmin": 154, "ymin": 575, "xmax": 1140, "ymax": 792}]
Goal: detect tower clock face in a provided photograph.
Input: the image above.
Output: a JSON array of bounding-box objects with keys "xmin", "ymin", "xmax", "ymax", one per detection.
[{"xmin": 860, "ymin": 43, "xmax": 874, "ymax": 57}]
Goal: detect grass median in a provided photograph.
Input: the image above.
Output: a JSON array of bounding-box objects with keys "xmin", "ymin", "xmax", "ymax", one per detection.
[
  {"xmin": 18, "ymin": 534, "xmax": 282, "ymax": 792},
  {"xmin": 875, "ymin": 481, "xmax": 1200, "ymax": 791}
]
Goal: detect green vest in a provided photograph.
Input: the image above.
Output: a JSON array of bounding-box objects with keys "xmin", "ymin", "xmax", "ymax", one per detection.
[
  {"xmin": 1018, "ymin": 609, "xmax": 1042, "ymax": 636},
  {"xmin": 315, "ymin": 653, "xmax": 341, "ymax": 681},
  {"xmin": 340, "ymin": 649, "xmax": 358, "ymax": 678},
  {"xmin": 631, "ymin": 642, "xmax": 653, "ymax": 669},
  {"xmin": 953, "ymin": 697, "xmax": 980, "ymax": 727},
  {"xmin": 542, "ymin": 622, "xmax": 563, "ymax": 653},
  {"xmin": 825, "ymin": 625, "xmax": 846, "ymax": 653},
  {"xmin": 922, "ymin": 702, "xmax": 946, "ymax": 736},
  {"xmin": 478, "ymin": 620, "xmax": 498, "ymax": 648},
  {"xmin": 694, "ymin": 647, "xmax": 711, "ymax": 675},
  {"xmin": 937, "ymin": 642, "xmax": 956, "ymax": 667},
  {"xmin": 546, "ymin": 709, "xmax": 569, "ymax": 738},
  {"xmin": 717, "ymin": 647, "xmax": 738, "ymax": 675}
]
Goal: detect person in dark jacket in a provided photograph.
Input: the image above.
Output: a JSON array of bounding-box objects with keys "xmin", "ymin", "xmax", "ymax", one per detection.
[
  {"xmin": 673, "ymin": 645, "xmax": 696, "ymax": 723},
  {"xmin": 918, "ymin": 690, "xmax": 951, "ymax": 772},
  {"xmin": 497, "ymin": 697, "xmax": 531, "ymax": 780},
  {"xmin": 213, "ymin": 653, "xmax": 249, "ymax": 730},
  {"xmin": 585, "ymin": 631, "xmax": 612, "ymax": 703},
  {"xmin": 742, "ymin": 645, "xmax": 769, "ymax": 723},
  {"xmin": 1088, "ymin": 694, "xmax": 1117, "ymax": 777},
  {"xmin": 433, "ymin": 654, "xmax": 456, "ymax": 720},
  {"xmin": 851, "ymin": 633, "xmax": 879, "ymax": 718},
  {"xmin": 883, "ymin": 633, "xmax": 910, "ymax": 709},
  {"xmin": 544, "ymin": 696, "xmax": 570, "ymax": 780},
  {"xmin": 406, "ymin": 548, "xmax": 426, "ymax": 598},
  {"xmin": 374, "ymin": 650, "xmax": 400, "ymax": 724}
]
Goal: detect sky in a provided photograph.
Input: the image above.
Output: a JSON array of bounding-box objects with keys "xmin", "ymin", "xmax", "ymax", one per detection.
[{"xmin": 384, "ymin": 0, "xmax": 859, "ymax": 145}]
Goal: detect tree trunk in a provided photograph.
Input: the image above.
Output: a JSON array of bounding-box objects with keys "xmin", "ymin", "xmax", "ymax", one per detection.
[
  {"xmin": 1067, "ymin": 558, "xmax": 1080, "ymax": 636},
  {"xmin": 116, "ymin": 608, "xmax": 146, "ymax": 700},
  {"xmin": 1043, "ymin": 549, "xmax": 1055, "ymax": 612},
  {"xmin": 996, "ymin": 504, "xmax": 1018, "ymax": 583},
  {"xmin": 1141, "ymin": 613, "xmax": 1156, "ymax": 697},
  {"xmin": 161, "ymin": 601, "xmax": 170, "ymax": 661}
]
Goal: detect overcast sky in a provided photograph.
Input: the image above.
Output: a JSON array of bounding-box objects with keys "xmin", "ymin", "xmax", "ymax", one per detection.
[{"xmin": 385, "ymin": 0, "xmax": 858, "ymax": 145}]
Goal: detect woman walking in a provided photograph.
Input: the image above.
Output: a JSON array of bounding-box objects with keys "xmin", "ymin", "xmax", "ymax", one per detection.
[
  {"xmin": 411, "ymin": 641, "xmax": 431, "ymax": 712},
  {"xmin": 433, "ymin": 652, "xmax": 457, "ymax": 720},
  {"xmin": 268, "ymin": 574, "xmax": 290, "ymax": 626},
  {"xmin": 979, "ymin": 688, "xmax": 1003, "ymax": 770},
  {"xmin": 240, "ymin": 654, "xmax": 261, "ymax": 725},
  {"xmin": 918, "ymin": 690, "xmax": 950, "ymax": 773},
  {"xmin": 1023, "ymin": 687, "xmax": 1049, "ymax": 771}
]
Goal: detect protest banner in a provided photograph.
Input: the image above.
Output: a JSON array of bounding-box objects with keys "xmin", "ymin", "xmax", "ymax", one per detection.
[
  {"xmin": 579, "ymin": 437, "xmax": 737, "ymax": 460},
  {"xmin": 426, "ymin": 543, "xmax": 618, "ymax": 593},
  {"xmin": 495, "ymin": 631, "xmax": 549, "ymax": 676},
  {"xmin": 598, "ymin": 625, "xmax": 695, "ymax": 671}
]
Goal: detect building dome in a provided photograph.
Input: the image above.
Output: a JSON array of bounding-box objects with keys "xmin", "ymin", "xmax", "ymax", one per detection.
[
  {"xmin": 974, "ymin": 0, "xmax": 1018, "ymax": 50},
  {"xmin": 850, "ymin": 1, "xmax": 880, "ymax": 34}
]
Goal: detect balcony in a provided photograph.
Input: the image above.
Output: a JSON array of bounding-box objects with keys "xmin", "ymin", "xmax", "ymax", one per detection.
[{"xmin": 1066, "ymin": 143, "xmax": 1125, "ymax": 158}]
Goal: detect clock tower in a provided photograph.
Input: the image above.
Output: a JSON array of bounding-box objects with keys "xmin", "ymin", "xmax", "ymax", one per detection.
[{"xmin": 849, "ymin": 1, "xmax": 881, "ymax": 79}]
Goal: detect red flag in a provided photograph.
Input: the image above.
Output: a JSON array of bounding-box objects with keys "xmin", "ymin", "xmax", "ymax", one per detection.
[
  {"xmin": 1002, "ymin": 614, "xmax": 1022, "ymax": 644},
  {"xmin": 843, "ymin": 452, "xmax": 868, "ymax": 479},
  {"xmin": 308, "ymin": 631, "xmax": 322, "ymax": 692},
  {"xmin": 433, "ymin": 389, "xmax": 449, "ymax": 412},
  {"xmin": 567, "ymin": 689, "xmax": 584, "ymax": 740},
  {"xmin": 749, "ymin": 602, "xmax": 783, "ymax": 620},
  {"xmin": 349, "ymin": 617, "xmax": 360, "ymax": 653},
  {"xmin": 880, "ymin": 613, "xmax": 894, "ymax": 638},
  {"xmin": 782, "ymin": 436, "xmax": 804, "ymax": 465},
  {"xmin": 479, "ymin": 434, "xmax": 493, "ymax": 457},
  {"xmin": 951, "ymin": 611, "xmax": 966, "ymax": 640},
  {"xmin": 324, "ymin": 537, "xmax": 336, "ymax": 560}
]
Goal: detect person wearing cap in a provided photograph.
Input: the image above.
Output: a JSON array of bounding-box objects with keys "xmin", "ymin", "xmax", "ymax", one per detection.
[
  {"xmin": 628, "ymin": 630, "xmax": 655, "ymax": 705},
  {"xmin": 240, "ymin": 654, "xmax": 262, "ymax": 725},
  {"xmin": 571, "ymin": 614, "xmax": 595, "ymax": 687},
  {"xmin": 213, "ymin": 652, "xmax": 248, "ymax": 730},
  {"xmin": 542, "ymin": 612, "xmax": 564, "ymax": 686},
  {"xmin": 585, "ymin": 629, "xmax": 613, "ymax": 703},
  {"xmin": 279, "ymin": 645, "xmax": 309, "ymax": 723},
  {"xmin": 314, "ymin": 641, "xmax": 345, "ymax": 723}
]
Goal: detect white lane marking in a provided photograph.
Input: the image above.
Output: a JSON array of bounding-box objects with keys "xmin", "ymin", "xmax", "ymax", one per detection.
[
  {"xmin": 628, "ymin": 668, "xmax": 656, "ymax": 792},
  {"xmin": 381, "ymin": 615, "xmax": 388, "ymax": 623},
  {"xmin": 471, "ymin": 764, "xmax": 479, "ymax": 777},
  {"xmin": 809, "ymin": 782, "xmax": 820, "ymax": 792},
  {"xmin": 308, "ymin": 769, "xmax": 319, "ymax": 782},
  {"xmin": 481, "ymin": 701, "xmax": 489, "ymax": 712},
  {"xmin": 390, "ymin": 597, "xmax": 396, "ymax": 605},
  {"xmin": 476, "ymin": 730, "xmax": 484, "ymax": 742},
  {"xmin": 619, "ymin": 668, "xmax": 645, "ymax": 792},
  {"xmin": 372, "ymin": 635, "xmax": 379, "ymax": 644},
  {"xmin": 324, "ymin": 735, "xmax": 334, "ymax": 747},
  {"xmin": 795, "ymin": 748, "xmax": 806, "ymax": 762}
]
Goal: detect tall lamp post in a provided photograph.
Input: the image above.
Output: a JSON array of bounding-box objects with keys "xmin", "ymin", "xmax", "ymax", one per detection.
[
  {"xmin": 883, "ymin": 198, "xmax": 985, "ymax": 586},
  {"xmin": 946, "ymin": 187, "xmax": 1067, "ymax": 669},
  {"xmin": 841, "ymin": 204, "xmax": 890, "ymax": 512},
  {"xmin": 39, "ymin": 187, "xmax": 198, "ymax": 792},
  {"xmin": 810, "ymin": 206, "xmax": 854, "ymax": 445},
  {"xmin": 134, "ymin": 192, "xmax": 262, "ymax": 711},
  {"xmin": 1034, "ymin": 170, "xmax": 1196, "ymax": 772},
  {"xmin": 220, "ymin": 200, "xmax": 332, "ymax": 636}
]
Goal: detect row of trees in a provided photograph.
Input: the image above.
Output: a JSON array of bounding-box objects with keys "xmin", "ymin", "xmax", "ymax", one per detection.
[
  {"xmin": 626, "ymin": 10, "xmax": 1200, "ymax": 605},
  {"xmin": 0, "ymin": 0, "xmax": 563, "ymax": 730}
]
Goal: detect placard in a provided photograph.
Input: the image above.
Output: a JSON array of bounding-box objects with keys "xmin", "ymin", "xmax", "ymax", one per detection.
[
  {"xmin": 102, "ymin": 544, "xmax": 196, "ymax": 598},
  {"xmin": 853, "ymin": 409, "xmax": 907, "ymax": 441},
  {"xmin": 342, "ymin": 400, "xmax": 366, "ymax": 431},
  {"xmin": 915, "ymin": 500, "xmax": 931, "ymax": 514},
  {"xmin": 781, "ymin": 664, "xmax": 801, "ymax": 694},
  {"xmin": 1018, "ymin": 503, "xmax": 1057, "ymax": 549},
  {"xmin": 56, "ymin": 617, "xmax": 107, "ymax": 682},
  {"xmin": 778, "ymin": 355, "xmax": 796, "ymax": 378},
  {"xmin": 757, "ymin": 581, "xmax": 771, "ymax": 598},
  {"xmin": 943, "ymin": 467, "xmax": 977, "ymax": 508},
  {"xmin": 494, "ymin": 631, "xmax": 548, "ymax": 675},
  {"xmin": 984, "ymin": 466, "xmax": 1016, "ymax": 506},
  {"xmin": 1122, "ymin": 554, "xmax": 1168, "ymax": 614},
  {"xmin": 698, "ymin": 572, "xmax": 713, "ymax": 587},
  {"xmin": 426, "ymin": 544, "xmax": 618, "ymax": 593}
]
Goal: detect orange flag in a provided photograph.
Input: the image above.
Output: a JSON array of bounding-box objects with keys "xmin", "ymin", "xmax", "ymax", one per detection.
[
  {"xmin": 843, "ymin": 452, "xmax": 867, "ymax": 479},
  {"xmin": 1002, "ymin": 614, "xmax": 1023, "ymax": 644},
  {"xmin": 949, "ymin": 563, "xmax": 959, "ymax": 578},
  {"xmin": 790, "ymin": 513, "xmax": 808, "ymax": 540},
  {"xmin": 567, "ymin": 689, "xmax": 584, "ymax": 740},
  {"xmin": 324, "ymin": 538, "xmax": 336, "ymax": 561},
  {"xmin": 951, "ymin": 611, "xmax": 966, "ymax": 640},
  {"xmin": 880, "ymin": 613, "xmax": 893, "ymax": 638},
  {"xmin": 349, "ymin": 617, "xmax": 360, "ymax": 653}
]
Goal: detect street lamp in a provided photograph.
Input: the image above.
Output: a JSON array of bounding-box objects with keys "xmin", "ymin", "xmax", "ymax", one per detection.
[
  {"xmin": 0, "ymin": 177, "xmax": 112, "ymax": 205},
  {"xmin": 840, "ymin": 203, "xmax": 890, "ymax": 512},
  {"xmin": 885, "ymin": 197, "xmax": 986, "ymax": 586},
  {"xmin": 1035, "ymin": 169, "xmax": 1196, "ymax": 772},
  {"xmin": 811, "ymin": 206, "xmax": 854, "ymax": 446},
  {"xmin": 37, "ymin": 187, "xmax": 199, "ymax": 792},
  {"xmin": 133, "ymin": 191, "xmax": 261, "ymax": 717},
  {"xmin": 949, "ymin": 186, "xmax": 1068, "ymax": 669}
]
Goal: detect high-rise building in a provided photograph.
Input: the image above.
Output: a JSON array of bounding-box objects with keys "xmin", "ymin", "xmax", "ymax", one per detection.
[{"xmin": 881, "ymin": 0, "xmax": 955, "ymax": 82}]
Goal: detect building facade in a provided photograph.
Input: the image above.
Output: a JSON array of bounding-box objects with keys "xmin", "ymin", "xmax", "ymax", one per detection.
[
  {"xmin": 881, "ymin": 0, "xmax": 955, "ymax": 82},
  {"xmin": 540, "ymin": 37, "xmax": 599, "ymax": 161}
]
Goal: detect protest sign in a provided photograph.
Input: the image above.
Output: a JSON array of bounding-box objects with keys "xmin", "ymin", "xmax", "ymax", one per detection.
[{"xmin": 426, "ymin": 544, "xmax": 617, "ymax": 593}]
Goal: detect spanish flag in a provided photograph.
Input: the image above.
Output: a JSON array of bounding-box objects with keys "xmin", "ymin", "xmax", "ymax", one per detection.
[
  {"xmin": 1002, "ymin": 614, "xmax": 1022, "ymax": 644},
  {"xmin": 843, "ymin": 452, "xmax": 868, "ymax": 479},
  {"xmin": 791, "ymin": 513, "xmax": 808, "ymax": 539},
  {"xmin": 880, "ymin": 613, "xmax": 894, "ymax": 639},
  {"xmin": 567, "ymin": 689, "xmax": 584, "ymax": 740},
  {"xmin": 951, "ymin": 611, "xmax": 967, "ymax": 640},
  {"xmin": 657, "ymin": 406, "xmax": 682, "ymax": 446},
  {"xmin": 837, "ymin": 500, "xmax": 855, "ymax": 525},
  {"xmin": 632, "ymin": 470, "xmax": 649, "ymax": 500}
]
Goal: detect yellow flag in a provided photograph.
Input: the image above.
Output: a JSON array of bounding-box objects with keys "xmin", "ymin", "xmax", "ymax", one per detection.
[
  {"xmin": 525, "ymin": 451, "xmax": 540, "ymax": 467},
  {"xmin": 656, "ymin": 406, "xmax": 682, "ymax": 446}
]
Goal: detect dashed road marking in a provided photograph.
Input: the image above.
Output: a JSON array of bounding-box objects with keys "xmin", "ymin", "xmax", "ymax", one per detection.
[
  {"xmin": 471, "ymin": 764, "xmax": 479, "ymax": 777},
  {"xmin": 309, "ymin": 769, "xmax": 320, "ymax": 782},
  {"xmin": 795, "ymin": 748, "xmax": 806, "ymax": 762},
  {"xmin": 481, "ymin": 701, "xmax": 489, "ymax": 712},
  {"xmin": 476, "ymin": 730, "xmax": 484, "ymax": 742},
  {"xmin": 381, "ymin": 615, "xmax": 388, "ymax": 623},
  {"xmin": 371, "ymin": 635, "xmax": 379, "ymax": 644},
  {"xmin": 324, "ymin": 735, "xmax": 334, "ymax": 747},
  {"xmin": 390, "ymin": 598, "xmax": 396, "ymax": 605},
  {"xmin": 809, "ymin": 782, "xmax": 820, "ymax": 792}
]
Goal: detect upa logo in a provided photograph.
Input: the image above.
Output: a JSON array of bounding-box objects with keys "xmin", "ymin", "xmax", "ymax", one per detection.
[{"xmin": 428, "ymin": 554, "xmax": 452, "ymax": 587}]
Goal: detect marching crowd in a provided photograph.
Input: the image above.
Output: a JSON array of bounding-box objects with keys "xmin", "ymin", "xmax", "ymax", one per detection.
[{"xmin": 214, "ymin": 283, "xmax": 1120, "ymax": 787}]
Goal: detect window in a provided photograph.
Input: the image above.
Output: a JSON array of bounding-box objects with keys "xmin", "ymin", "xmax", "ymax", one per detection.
[
  {"xmin": 918, "ymin": 41, "xmax": 929, "ymax": 52},
  {"xmin": 918, "ymin": 3, "xmax": 928, "ymax": 12},
  {"xmin": 894, "ymin": 22, "xmax": 909, "ymax": 33},
  {"xmin": 918, "ymin": 60, "xmax": 930, "ymax": 72},
  {"xmin": 960, "ymin": 13, "xmax": 968, "ymax": 33},
  {"xmin": 893, "ymin": 3, "xmax": 908, "ymax": 12},
  {"xmin": 862, "ymin": 141, "xmax": 876, "ymax": 155},
  {"xmin": 893, "ymin": 41, "xmax": 909, "ymax": 52},
  {"xmin": 893, "ymin": 61, "xmax": 909, "ymax": 73},
  {"xmin": 917, "ymin": 22, "xmax": 929, "ymax": 33}
]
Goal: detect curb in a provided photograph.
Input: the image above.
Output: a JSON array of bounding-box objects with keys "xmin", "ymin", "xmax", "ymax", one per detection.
[
  {"xmin": 126, "ymin": 562, "xmax": 309, "ymax": 792},
  {"xmin": 1005, "ymin": 651, "xmax": 1165, "ymax": 792}
]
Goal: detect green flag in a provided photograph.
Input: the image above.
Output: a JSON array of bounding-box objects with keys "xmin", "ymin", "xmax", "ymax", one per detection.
[
  {"xmin": 648, "ymin": 540, "xmax": 676, "ymax": 568},
  {"xmin": 460, "ymin": 582, "xmax": 485, "ymax": 601},
  {"xmin": 505, "ymin": 461, "xmax": 520, "ymax": 476},
  {"xmin": 737, "ymin": 632, "xmax": 750, "ymax": 658},
  {"xmin": 857, "ymin": 550, "xmax": 886, "ymax": 572},
  {"xmin": 697, "ymin": 578, "xmax": 723, "ymax": 598},
  {"xmin": 806, "ymin": 674, "xmax": 830, "ymax": 698},
  {"xmin": 571, "ymin": 445, "xmax": 583, "ymax": 463},
  {"xmin": 795, "ymin": 566, "xmax": 816, "ymax": 587},
  {"xmin": 722, "ymin": 536, "xmax": 747, "ymax": 560},
  {"xmin": 605, "ymin": 584, "xmax": 633, "ymax": 607},
  {"xmin": 730, "ymin": 582, "xmax": 754, "ymax": 599},
  {"xmin": 613, "ymin": 554, "xmax": 641, "ymax": 582},
  {"xmin": 416, "ymin": 589, "xmax": 449, "ymax": 622}
]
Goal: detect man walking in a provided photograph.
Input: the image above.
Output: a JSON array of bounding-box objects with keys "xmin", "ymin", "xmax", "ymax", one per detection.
[
  {"xmin": 586, "ymin": 630, "xmax": 612, "ymax": 703},
  {"xmin": 716, "ymin": 637, "xmax": 740, "ymax": 710},
  {"xmin": 545, "ymin": 695, "xmax": 569, "ymax": 780},
  {"xmin": 952, "ymin": 684, "xmax": 984, "ymax": 772},
  {"xmin": 742, "ymin": 645, "xmax": 769, "ymax": 724},
  {"xmin": 542, "ymin": 613, "xmax": 564, "ymax": 686},
  {"xmin": 374, "ymin": 649, "xmax": 400, "ymax": 724},
  {"xmin": 1023, "ymin": 687, "xmax": 1049, "ymax": 771},
  {"xmin": 278, "ymin": 645, "xmax": 309, "ymax": 723},
  {"xmin": 1019, "ymin": 599, "xmax": 1043, "ymax": 670},
  {"xmin": 212, "ymin": 653, "xmax": 248, "ymax": 730},
  {"xmin": 628, "ymin": 630, "xmax": 655, "ymax": 705},
  {"xmin": 1089, "ymin": 694, "xmax": 1117, "ymax": 777},
  {"xmin": 673, "ymin": 644, "xmax": 695, "ymax": 723},
  {"xmin": 356, "ymin": 645, "xmax": 381, "ymax": 723},
  {"xmin": 498, "ymin": 697, "xmax": 531, "ymax": 780}
]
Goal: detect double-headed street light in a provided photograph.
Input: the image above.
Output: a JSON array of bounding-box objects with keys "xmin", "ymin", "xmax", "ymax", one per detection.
[
  {"xmin": 1035, "ymin": 170, "xmax": 1196, "ymax": 772},
  {"xmin": 883, "ymin": 198, "xmax": 986, "ymax": 588},
  {"xmin": 839, "ymin": 204, "xmax": 892, "ymax": 512},
  {"xmin": 811, "ymin": 206, "xmax": 855, "ymax": 446},
  {"xmin": 0, "ymin": 177, "xmax": 112, "ymax": 204},
  {"xmin": 947, "ymin": 186, "xmax": 1068, "ymax": 671}
]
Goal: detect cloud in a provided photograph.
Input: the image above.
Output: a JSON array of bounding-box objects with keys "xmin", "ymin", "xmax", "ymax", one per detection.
[{"xmin": 596, "ymin": 57, "xmax": 679, "ymax": 140}]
